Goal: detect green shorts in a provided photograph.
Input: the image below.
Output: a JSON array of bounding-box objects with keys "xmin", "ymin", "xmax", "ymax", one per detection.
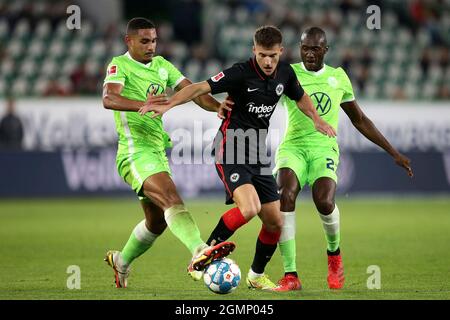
[
  {"xmin": 273, "ymin": 143, "xmax": 339, "ymax": 188},
  {"xmin": 116, "ymin": 149, "xmax": 171, "ymax": 199}
]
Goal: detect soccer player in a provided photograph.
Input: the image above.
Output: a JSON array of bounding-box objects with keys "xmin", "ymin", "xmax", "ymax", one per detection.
[
  {"xmin": 140, "ymin": 26, "xmax": 336, "ymax": 290},
  {"xmin": 273, "ymin": 27, "xmax": 414, "ymax": 291},
  {"xmin": 102, "ymin": 17, "xmax": 235, "ymax": 288}
]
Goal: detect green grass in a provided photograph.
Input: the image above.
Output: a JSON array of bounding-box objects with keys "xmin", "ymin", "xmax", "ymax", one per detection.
[{"xmin": 0, "ymin": 197, "xmax": 449, "ymax": 300}]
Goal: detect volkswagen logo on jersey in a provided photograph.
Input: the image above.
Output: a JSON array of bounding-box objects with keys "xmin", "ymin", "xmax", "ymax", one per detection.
[
  {"xmin": 311, "ymin": 92, "xmax": 332, "ymax": 116},
  {"xmin": 147, "ymin": 83, "xmax": 164, "ymax": 95},
  {"xmin": 230, "ymin": 173, "xmax": 240, "ymax": 183},
  {"xmin": 276, "ymin": 83, "xmax": 284, "ymax": 96}
]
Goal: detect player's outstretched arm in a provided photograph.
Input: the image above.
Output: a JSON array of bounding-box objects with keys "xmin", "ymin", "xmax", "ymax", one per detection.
[
  {"xmin": 296, "ymin": 93, "xmax": 337, "ymax": 137},
  {"xmin": 139, "ymin": 81, "xmax": 212, "ymax": 117},
  {"xmin": 176, "ymin": 78, "xmax": 220, "ymax": 112},
  {"xmin": 341, "ymin": 100, "xmax": 413, "ymax": 177},
  {"xmin": 103, "ymin": 83, "xmax": 168, "ymax": 112}
]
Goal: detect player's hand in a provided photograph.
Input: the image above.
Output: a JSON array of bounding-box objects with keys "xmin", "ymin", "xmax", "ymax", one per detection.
[
  {"xmin": 138, "ymin": 102, "xmax": 171, "ymax": 117},
  {"xmin": 394, "ymin": 153, "xmax": 414, "ymax": 177},
  {"xmin": 314, "ymin": 119, "xmax": 337, "ymax": 137},
  {"xmin": 218, "ymin": 96, "xmax": 234, "ymax": 119},
  {"xmin": 138, "ymin": 90, "xmax": 171, "ymax": 117}
]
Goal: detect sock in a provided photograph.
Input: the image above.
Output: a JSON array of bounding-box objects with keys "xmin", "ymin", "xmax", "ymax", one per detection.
[
  {"xmin": 319, "ymin": 204, "xmax": 340, "ymax": 253},
  {"xmin": 164, "ymin": 204, "xmax": 205, "ymax": 255},
  {"xmin": 207, "ymin": 207, "xmax": 247, "ymax": 245},
  {"xmin": 251, "ymin": 225, "xmax": 281, "ymax": 274},
  {"xmin": 248, "ymin": 268, "xmax": 263, "ymax": 279},
  {"xmin": 121, "ymin": 220, "xmax": 159, "ymax": 266},
  {"xmin": 278, "ymin": 211, "xmax": 297, "ymax": 273}
]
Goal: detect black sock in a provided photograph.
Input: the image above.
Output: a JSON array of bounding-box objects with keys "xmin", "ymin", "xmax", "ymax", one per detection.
[
  {"xmin": 327, "ymin": 247, "xmax": 340, "ymax": 256},
  {"xmin": 206, "ymin": 218, "xmax": 234, "ymax": 245},
  {"xmin": 285, "ymin": 271, "xmax": 298, "ymax": 277},
  {"xmin": 250, "ymin": 238, "xmax": 277, "ymax": 274}
]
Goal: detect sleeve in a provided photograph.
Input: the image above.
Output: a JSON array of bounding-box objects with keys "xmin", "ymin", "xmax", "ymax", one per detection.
[
  {"xmin": 338, "ymin": 67, "xmax": 355, "ymax": 103},
  {"xmin": 206, "ymin": 64, "xmax": 244, "ymax": 95},
  {"xmin": 284, "ymin": 66, "xmax": 305, "ymax": 102},
  {"xmin": 164, "ymin": 59, "xmax": 186, "ymax": 89},
  {"xmin": 104, "ymin": 58, "xmax": 126, "ymax": 85}
]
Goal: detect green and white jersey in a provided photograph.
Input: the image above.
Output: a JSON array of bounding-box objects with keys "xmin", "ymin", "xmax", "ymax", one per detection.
[
  {"xmin": 104, "ymin": 52, "xmax": 185, "ymax": 154},
  {"xmin": 281, "ymin": 62, "xmax": 354, "ymax": 147}
]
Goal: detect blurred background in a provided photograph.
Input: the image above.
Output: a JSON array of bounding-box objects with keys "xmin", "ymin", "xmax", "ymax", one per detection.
[{"xmin": 0, "ymin": 0, "xmax": 449, "ymax": 198}]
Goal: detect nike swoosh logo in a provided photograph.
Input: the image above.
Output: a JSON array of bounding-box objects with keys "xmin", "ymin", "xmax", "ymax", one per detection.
[{"xmin": 247, "ymin": 88, "xmax": 258, "ymax": 92}]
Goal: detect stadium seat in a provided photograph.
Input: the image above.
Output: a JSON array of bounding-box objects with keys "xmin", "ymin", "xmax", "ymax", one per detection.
[
  {"xmin": 29, "ymin": 39, "xmax": 45, "ymax": 58},
  {"xmin": 11, "ymin": 77, "xmax": 28, "ymax": 96},
  {"xmin": 20, "ymin": 60, "xmax": 37, "ymax": 79},
  {"xmin": 41, "ymin": 59, "xmax": 58, "ymax": 77},
  {"xmin": 48, "ymin": 39, "xmax": 65, "ymax": 58},
  {"xmin": 12, "ymin": 19, "xmax": 29, "ymax": 40}
]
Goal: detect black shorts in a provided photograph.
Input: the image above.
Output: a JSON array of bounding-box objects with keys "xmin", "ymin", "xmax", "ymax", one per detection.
[{"xmin": 215, "ymin": 163, "xmax": 280, "ymax": 205}]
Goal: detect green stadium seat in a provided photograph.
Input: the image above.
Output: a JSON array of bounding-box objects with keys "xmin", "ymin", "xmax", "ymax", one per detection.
[
  {"xmin": 429, "ymin": 64, "xmax": 444, "ymax": 82},
  {"xmin": 364, "ymin": 83, "xmax": 379, "ymax": 100},
  {"xmin": 29, "ymin": 39, "xmax": 45, "ymax": 59},
  {"xmin": 90, "ymin": 40, "xmax": 106, "ymax": 59},
  {"xmin": 19, "ymin": 60, "xmax": 37, "ymax": 79},
  {"xmin": 12, "ymin": 19, "xmax": 29, "ymax": 41},
  {"xmin": 111, "ymin": 40, "xmax": 126, "ymax": 56},
  {"xmin": 11, "ymin": 77, "xmax": 29, "ymax": 96},
  {"xmin": 7, "ymin": 39, "xmax": 24, "ymax": 58},
  {"xmin": 62, "ymin": 60, "xmax": 78, "ymax": 75},
  {"xmin": 32, "ymin": 76, "xmax": 50, "ymax": 96},
  {"xmin": 41, "ymin": 59, "xmax": 58, "ymax": 77},
  {"xmin": 0, "ymin": 58, "xmax": 15, "ymax": 77},
  {"xmin": 0, "ymin": 79, "xmax": 6, "ymax": 96},
  {"xmin": 0, "ymin": 20, "xmax": 8, "ymax": 40}
]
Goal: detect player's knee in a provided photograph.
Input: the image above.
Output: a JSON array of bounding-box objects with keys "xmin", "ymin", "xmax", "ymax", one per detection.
[
  {"xmin": 152, "ymin": 191, "xmax": 183, "ymax": 210},
  {"xmin": 279, "ymin": 187, "xmax": 297, "ymax": 211},
  {"xmin": 315, "ymin": 199, "xmax": 335, "ymax": 215},
  {"xmin": 264, "ymin": 216, "xmax": 283, "ymax": 233},
  {"xmin": 240, "ymin": 202, "xmax": 261, "ymax": 219}
]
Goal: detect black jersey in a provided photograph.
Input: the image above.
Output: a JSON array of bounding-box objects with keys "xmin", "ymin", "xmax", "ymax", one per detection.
[{"xmin": 207, "ymin": 57, "xmax": 304, "ymax": 166}]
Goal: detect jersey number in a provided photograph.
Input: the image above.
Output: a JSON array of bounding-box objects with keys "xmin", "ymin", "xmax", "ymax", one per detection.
[{"xmin": 326, "ymin": 158, "xmax": 335, "ymax": 171}]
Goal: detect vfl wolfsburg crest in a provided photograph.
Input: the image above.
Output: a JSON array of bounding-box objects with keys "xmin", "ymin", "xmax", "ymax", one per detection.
[
  {"xmin": 158, "ymin": 68, "xmax": 168, "ymax": 80},
  {"xmin": 311, "ymin": 92, "xmax": 332, "ymax": 116}
]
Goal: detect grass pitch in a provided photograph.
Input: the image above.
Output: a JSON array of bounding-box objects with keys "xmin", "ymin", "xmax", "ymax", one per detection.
[{"xmin": 0, "ymin": 197, "xmax": 449, "ymax": 300}]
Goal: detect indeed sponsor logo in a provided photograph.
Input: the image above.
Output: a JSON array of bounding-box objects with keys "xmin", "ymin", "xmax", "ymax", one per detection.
[{"xmin": 247, "ymin": 102, "xmax": 277, "ymax": 118}]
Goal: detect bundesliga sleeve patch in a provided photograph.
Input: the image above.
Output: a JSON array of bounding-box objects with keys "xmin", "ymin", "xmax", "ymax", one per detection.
[
  {"xmin": 107, "ymin": 65, "xmax": 117, "ymax": 76},
  {"xmin": 211, "ymin": 71, "xmax": 225, "ymax": 82}
]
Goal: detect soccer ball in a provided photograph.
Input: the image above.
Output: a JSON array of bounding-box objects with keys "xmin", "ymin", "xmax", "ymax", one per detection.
[{"xmin": 203, "ymin": 258, "xmax": 241, "ymax": 294}]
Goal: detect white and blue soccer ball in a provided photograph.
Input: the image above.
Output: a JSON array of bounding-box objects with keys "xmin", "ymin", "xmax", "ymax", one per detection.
[{"xmin": 203, "ymin": 258, "xmax": 241, "ymax": 294}]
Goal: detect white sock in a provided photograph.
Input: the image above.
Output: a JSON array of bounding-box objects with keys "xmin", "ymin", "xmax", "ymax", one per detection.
[
  {"xmin": 248, "ymin": 268, "xmax": 263, "ymax": 279},
  {"xmin": 279, "ymin": 211, "xmax": 296, "ymax": 242},
  {"xmin": 133, "ymin": 219, "xmax": 159, "ymax": 245},
  {"xmin": 318, "ymin": 205, "xmax": 340, "ymax": 235}
]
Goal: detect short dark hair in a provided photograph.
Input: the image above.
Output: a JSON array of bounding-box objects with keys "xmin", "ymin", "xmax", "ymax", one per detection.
[
  {"xmin": 301, "ymin": 27, "xmax": 327, "ymax": 45},
  {"xmin": 126, "ymin": 17, "xmax": 155, "ymax": 35},
  {"xmin": 254, "ymin": 25, "xmax": 283, "ymax": 48}
]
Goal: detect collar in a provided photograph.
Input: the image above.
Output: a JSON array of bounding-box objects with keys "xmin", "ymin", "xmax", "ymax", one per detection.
[
  {"xmin": 125, "ymin": 51, "xmax": 152, "ymax": 67},
  {"xmin": 250, "ymin": 57, "xmax": 278, "ymax": 80},
  {"xmin": 300, "ymin": 62, "xmax": 326, "ymax": 75}
]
